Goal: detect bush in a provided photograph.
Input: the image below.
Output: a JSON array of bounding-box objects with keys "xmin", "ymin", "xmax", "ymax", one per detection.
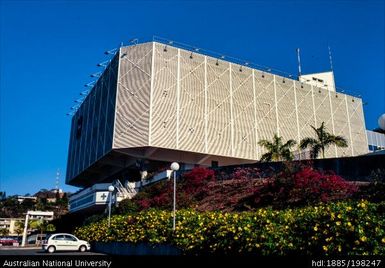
[
  {"xmin": 229, "ymin": 167, "xmax": 261, "ymax": 180},
  {"xmin": 75, "ymin": 200, "xmax": 385, "ymax": 255},
  {"xmin": 119, "ymin": 166, "xmax": 360, "ymax": 213},
  {"xmin": 290, "ymin": 167, "xmax": 358, "ymax": 204},
  {"xmin": 352, "ymin": 169, "xmax": 385, "ymax": 203},
  {"xmin": 127, "ymin": 167, "xmax": 214, "ymax": 211},
  {"xmin": 115, "ymin": 198, "xmax": 139, "ymax": 214},
  {"xmin": 82, "ymin": 214, "xmax": 105, "ymax": 226},
  {"xmin": 242, "ymin": 167, "xmax": 358, "ymax": 209}
]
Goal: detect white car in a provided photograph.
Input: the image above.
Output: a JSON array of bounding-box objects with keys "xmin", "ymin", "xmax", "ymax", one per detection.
[{"xmin": 42, "ymin": 233, "xmax": 91, "ymax": 253}]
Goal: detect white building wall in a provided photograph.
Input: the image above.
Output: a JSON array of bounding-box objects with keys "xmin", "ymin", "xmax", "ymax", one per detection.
[
  {"xmin": 300, "ymin": 71, "xmax": 336, "ymax": 92},
  {"xmin": 330, "ymin": 92, "xmax": 353, "ymax": 157},
  {"xmin": 113, "ymin": 42, "xmax": 368, "ymax": 160},
  {"xmin": 113, "ymin": 42, "xmax": 153, "ymax": 148},
  {"xmin": 367, "ymin": 130, "xmax": 385, "ymax": 151}
]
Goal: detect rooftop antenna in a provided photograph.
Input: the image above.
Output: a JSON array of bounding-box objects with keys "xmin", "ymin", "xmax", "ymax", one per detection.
[
  {"xmin": 328, "ymin": 45, "xmax": 337, "ymax": 92},
  {"xmin": 55, "ymin": 169, "xmax": 60, "ymax": 193},
  {"xmin": 328, "ymin": 45, "xmax": 334, "ymax": 71},
  {"xmin": 296, "ymin": 48, "xmax": 302, "ymax": 79}
]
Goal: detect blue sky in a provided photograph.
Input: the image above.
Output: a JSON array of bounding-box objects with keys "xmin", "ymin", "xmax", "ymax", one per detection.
[{"xmin": 0, "ymin": 0, "xmax": 384, "ymax": 196}]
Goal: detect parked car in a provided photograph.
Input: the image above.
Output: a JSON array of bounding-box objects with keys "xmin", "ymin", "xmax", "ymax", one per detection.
[
  {"xmin": 42, "ymin": 233, "xmax": 90, "ymax": 253},
  {"xmin": 0, "ymin": 237, "xmax": 18, "ymax": 246}
]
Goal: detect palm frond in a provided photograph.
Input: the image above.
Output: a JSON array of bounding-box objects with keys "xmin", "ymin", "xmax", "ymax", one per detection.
[
  {"xmin": 282, "ymin": 139, "xmax": 297, "ymax": 149},
  {"xmin": 300, "ymin": 137, "xmax": 318, "ymax": 150},
  {"xmin": 311, "ymin": 144, "xmax": 322, "ymax": 159},
  {"xmin": 332, "ymin": 135, "xmax": 348, "ymax": 147},
  {"xmin": 258, "ymin": 139, "xmax": 272, "ymax": 148},
  {"xmin": 260, "ymin": 153, "xmax": 273, "ymax": 162}
]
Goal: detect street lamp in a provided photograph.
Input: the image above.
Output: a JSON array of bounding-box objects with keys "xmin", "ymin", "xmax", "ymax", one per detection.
[
  {"xmin": 170, "ymin": 162, "xmax": 180, "ymax": 231},
  {"xmin": 108, "ymin": 185, "xmax": 115, "ymax": 227}
]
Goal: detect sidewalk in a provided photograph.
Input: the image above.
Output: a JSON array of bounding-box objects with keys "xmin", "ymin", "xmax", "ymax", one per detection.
[{"xmin": 0, "ymin": 246, "xmax": 40, "ymax": 250}]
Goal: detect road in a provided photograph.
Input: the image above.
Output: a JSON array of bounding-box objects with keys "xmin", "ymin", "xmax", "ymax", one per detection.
[{"xmin": 0, "ymin": 247, "xmax": 106, "ymax": 255}]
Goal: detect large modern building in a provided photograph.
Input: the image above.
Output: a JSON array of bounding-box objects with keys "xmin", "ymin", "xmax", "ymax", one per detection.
[{"xmin": 66, "ymin": 41, "xmax": 368, "ymax": 207}]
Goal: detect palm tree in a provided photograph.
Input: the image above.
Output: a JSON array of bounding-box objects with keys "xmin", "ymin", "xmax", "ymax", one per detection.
[
  {"xmin": 0, "ymin": 228, "xmax": 8, "ymax": 236},
  {"xmin": 258, "ymin": 134, "xmax": 297, "ymax": 162},
  {"xmin": 300, "ymin": 122, "xmax": 348, "ymax": 159},
  {"xmin": 14, "ymin": 221, "xmax": 24, "ymax": 237}
]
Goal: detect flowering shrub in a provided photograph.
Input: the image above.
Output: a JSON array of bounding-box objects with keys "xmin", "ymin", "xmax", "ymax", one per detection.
[
  {"xmin": 121, "ymin": 166, "xmax": 359, "ymax": 213},
  {"xmin": 127, "ymin": 167, "xmax": 214, "ymax": 211},
  {"xmin": 245, "ymin": 167, "xmax": 358, "ymax": 209},
  {"xmin": 231, "ymin": 167, "xmax": 261, "ymax": 180},
  {"xmin": 75, "ymin": 200, "xmax": 385, "ymax": 255},
  {"xmin": 354, "ymin": 169, "xmax": 385, "ymax": 203},
  {"xmin": 291, "ymin": 167, "xmax": 358, "ymax": 203}
]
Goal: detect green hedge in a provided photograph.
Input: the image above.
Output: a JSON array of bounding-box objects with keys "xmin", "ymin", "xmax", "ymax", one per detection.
[{"xmin": 74, "ymin": 200, "xmax": 385, "ymax": 255}]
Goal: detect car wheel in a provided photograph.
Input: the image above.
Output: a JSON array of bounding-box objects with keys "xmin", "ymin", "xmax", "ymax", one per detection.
[
  {"xmin": 47, "ymin": 246, "xmax": 55, "ymax": 253},
  {"xmin": 79, "ymin": 245, "xmax": 87, "ymax": 252}
]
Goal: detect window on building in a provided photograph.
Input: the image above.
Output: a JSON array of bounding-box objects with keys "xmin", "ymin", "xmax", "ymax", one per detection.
[{"xmin": 76, "ymin": 116, "xmax": 83, "ymax": 140}]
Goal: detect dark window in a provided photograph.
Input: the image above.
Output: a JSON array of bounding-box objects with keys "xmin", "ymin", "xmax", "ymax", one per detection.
[
  {"xmin": 64, "ymin": 235, "xmax": 77, "ymax": 241},
  {"xmin": 211, "ymin": 161, "xmax": 218, "ymax": 168},
  {"xmin": 76, "ymin": 116, "xmax": 83, "ymax": 140},
  {"xmin": 53, "ymin": 235, "xmax": 65, "ymax": 240}
]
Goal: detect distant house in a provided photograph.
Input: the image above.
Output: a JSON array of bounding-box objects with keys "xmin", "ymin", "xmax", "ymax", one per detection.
[
  {"xmin": 16, "ymin": 196, "xmax": 37, "ymax": 204},
  {"xmin": 34, "ymin": 189, "xmax": 65, "ymax": 204}
]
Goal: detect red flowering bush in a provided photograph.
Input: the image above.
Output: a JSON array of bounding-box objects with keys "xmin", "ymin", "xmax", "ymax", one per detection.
[
  {"xmin": 125, "ymin": 167, "xmax": 215, "ymax": 211},
  {"xmin": 182, "ymin": 167, "xmax": 215, "ymax": 194},
  {"xmin": 291, "ymin": 167, "xmax": 358, "ymax": 203},
  {"xmin": 116, "ymin": 166, "xmax": 359, "ymax": 213},
  {"xmin": 247, "ymin": 167, "xmax": 358, "ymax": 208},
  {"xmin": 231, "ymin": 167, "xmax": 261, "ymax": 180}
]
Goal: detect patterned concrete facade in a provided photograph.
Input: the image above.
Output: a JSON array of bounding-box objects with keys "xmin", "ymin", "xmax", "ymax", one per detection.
[
  {"xmin": 113, "ymin": 42, "xmax": 367, "ymax": 158},
  {"xmin": 66, "ymin": 42, "xmax": 368, "ymax": 186}
]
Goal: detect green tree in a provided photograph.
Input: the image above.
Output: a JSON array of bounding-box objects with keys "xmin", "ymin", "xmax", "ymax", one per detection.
[
  {"xmin": 0, "ymin": 227, "xmax": 9, "ymax": 236},
  {"xmin": 29, "ymin": 219, "xmax": 56, "ymax": 244},
  {"xmin": 14, "ymin": 221, "xmax": 24, "ymax": 236},
  {"xmin": 300, "ymin": 122, "xmax": 348, "ymax": 159},
  {"xmin": 46, "ymin": 223, "xmax": 56, "ymax": 233},
  {"xmin": 258, "ymin": 134, "xmax": 297, "ymax": 162}
]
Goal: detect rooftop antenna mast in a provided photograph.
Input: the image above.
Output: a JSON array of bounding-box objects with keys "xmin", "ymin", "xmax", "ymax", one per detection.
[
  {"xmin": 328, "ymin": 45, "xmax": 334, "ymax": 71},
  {"xmin": 55, "ymin": 169, "xmax": 60, "ymax": 193},
  {"xmin": 296, "ymin": 48, "xmax": 302, "ymax": 79},
  {"xmin": 328, "ymin": 45, "xmax": 337, "ymax": 92}
]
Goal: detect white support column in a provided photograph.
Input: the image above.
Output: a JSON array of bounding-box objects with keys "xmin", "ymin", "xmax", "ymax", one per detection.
[
  {"xmin": 311, "ymin": 85, "xmax": 317, "ymax": 127},
  {"xmin": 293, "ymin": 81, "xmax": 301, "ymax": 144},
  {"xmin": 328, "ymin": 90, "xmax": 338, "ymax": 157},
  {"xmin": 176, "ymin": 49, "xmax": 180, "ymax": 149},
  {"xmin": 252, "ymin": 70, "xmax": 259, "ymax": 159},
  {"xmin": 229, "ymin": 63, "xmax": 234, "ymax": 156},
  {"xmin": 273, "ymin": 75, "xmax": 280, "ymax": 136},
  {"xmin": 21, "ymin": 213, "xmax": 29, "ymax": 247},
  {"xmin": 345, "ymin": 94, "xmax": 354, "ymax": 156},
  {"xmin": 204, "ymin": 56, "xmax": 208, "ymax": 153},
  {"xmin": 148, "ymin": 42, "xmax": 156, "ymax": 146}
]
